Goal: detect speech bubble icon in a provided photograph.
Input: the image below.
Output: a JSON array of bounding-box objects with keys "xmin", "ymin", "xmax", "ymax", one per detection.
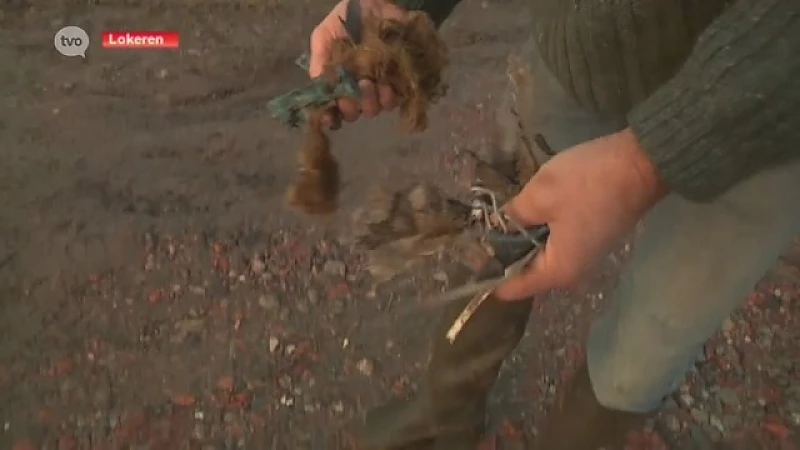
[{"xmin": 54, "ymin": 26, "xmax": 90, "ymax": 58}]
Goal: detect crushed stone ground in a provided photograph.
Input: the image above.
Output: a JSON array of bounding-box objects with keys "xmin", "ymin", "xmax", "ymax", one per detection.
[{"xmin": 0, "ymin": 1, "xmax": 798, "ymax": 449}]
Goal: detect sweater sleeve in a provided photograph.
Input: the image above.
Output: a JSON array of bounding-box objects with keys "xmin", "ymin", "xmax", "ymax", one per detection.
[
  {"xmin": 390, "ymin": 0, "xmax": 464, "ymax": 27},
  {"xmin": 627, "ymin": 0, "xmax": 800, "ymax": 203}
]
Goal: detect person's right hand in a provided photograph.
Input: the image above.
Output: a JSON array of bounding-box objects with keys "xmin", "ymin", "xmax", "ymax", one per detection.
[
  {"xmin": 494, "ymin": 129, "xmax": 668, "ymax": 301},
  {"xmin": 309, "ymin": 0, "xmax": 408, "ymax": 129}
]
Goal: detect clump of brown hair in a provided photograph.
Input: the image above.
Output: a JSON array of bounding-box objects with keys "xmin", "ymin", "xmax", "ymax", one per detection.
[
  {"xmin": 286, "ymin": 11, "xmax": 449, "ymax": 215},
  {"xmin": 286, "ymin": 112, "xmax": 340, "ymax": 215}
]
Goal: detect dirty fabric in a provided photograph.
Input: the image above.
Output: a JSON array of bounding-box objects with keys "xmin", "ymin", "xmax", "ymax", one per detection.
[{"xmin": 350, "ymin": 139, "xmax": 537, "ymax": 282}]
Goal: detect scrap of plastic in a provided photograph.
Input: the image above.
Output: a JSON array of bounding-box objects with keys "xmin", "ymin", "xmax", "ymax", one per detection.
[{"xmin": 266, "ymin": 67, "xmax": 360, "ymax": 128}]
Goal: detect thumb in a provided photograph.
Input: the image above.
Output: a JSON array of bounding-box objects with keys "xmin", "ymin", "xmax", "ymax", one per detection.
[
  {"xmin": 308, "ymin": 27, "xmax": 336, "ymax": 78},
  {"xmin": 492, "ymin": 183, "xmax": 554, "ymax": 301},
  {"xmin": 501, "ymin": 177, "xmax": 553, "ymax": 228}
]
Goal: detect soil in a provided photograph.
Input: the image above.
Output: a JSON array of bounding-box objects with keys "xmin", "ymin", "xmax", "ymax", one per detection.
[{"xmin": 0, "ymin": 1, "xmax": 798, "ymax": 449}]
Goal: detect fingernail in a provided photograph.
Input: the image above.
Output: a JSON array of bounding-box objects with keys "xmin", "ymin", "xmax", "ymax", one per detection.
[
  {"xmin": 358, "ymin": 80, "xmax": 379, "ymax": 117},
  {"xmin": 358, "ymin": 79, "xmax": 375, "ymax": 93},
  {"xmin": 378, "ymin": 84, "xmax": 397, "ymax": 110}
]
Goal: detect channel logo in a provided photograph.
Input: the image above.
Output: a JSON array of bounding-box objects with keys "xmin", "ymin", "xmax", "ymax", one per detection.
[
  {"xmin": 53, "ymin": 26, "xmax": 181, "ymax": 57},
  {"xmin": 54, "ymin": 26, "xmax": 90, "ymax": 58}
]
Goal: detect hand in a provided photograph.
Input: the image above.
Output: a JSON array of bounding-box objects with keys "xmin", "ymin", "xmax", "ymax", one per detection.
[
  {"xmin": 309, "ymin": 0, "xmax": 407, "ymax": 129},
  {"xmin": 494, "ymin": 129, "xmax": 668, "ymax": 301}
]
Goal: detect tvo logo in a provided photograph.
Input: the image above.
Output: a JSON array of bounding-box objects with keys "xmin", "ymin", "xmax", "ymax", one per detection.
[{"xmin": 54, "ymin": 26, "xmax": 90, "ymax": 58}]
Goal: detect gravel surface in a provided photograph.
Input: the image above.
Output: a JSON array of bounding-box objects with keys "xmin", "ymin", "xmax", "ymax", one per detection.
[{"xmin": 1, "ymin": 1, "xmax": 798, "ymax": 449}]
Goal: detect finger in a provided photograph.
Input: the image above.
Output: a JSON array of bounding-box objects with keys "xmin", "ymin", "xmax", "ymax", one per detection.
[
  {"xmin": 359, "ymin": 80, "xmax": 380, "ymax": 118},
  {"xmin": 337, "ymin": 97, "xmax": 360, "ymax": 122},
  {"xmin": 377, "ymin": 83, "xmax": 397, "ymax": 110},
  {"xmin": 329, "ymin": 113, "xmax": 342, "ymax": 130},
  {"xmin": 320, "ymin": 110, "xmax": 342, "ymax": 130},
  {"xmin": 501, "ymin": 179, "xmax": 553, "ymax": 227},
  {"xmin": 308, "ymin": 27, "xmax": 334, "ymax": 78},
  {"xmin": 502, "ymin": 193, "xmax": 546, "ymax": 229}
]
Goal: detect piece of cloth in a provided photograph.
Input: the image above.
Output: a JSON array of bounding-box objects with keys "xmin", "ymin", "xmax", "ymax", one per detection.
[
  {"xmin": 401, "ymin": 0, "xmax": 800, "ymax": 202},
  {"xmin": 502, "ymin": 35, "xmax": 800, "ymax": 413},
  {"xmin": 391, "ymin": 0, "xmax": 463, "ymax": 27},
  {"xmin": 529, "ymin": 0, "xmax": 731, "ymax": 116}
]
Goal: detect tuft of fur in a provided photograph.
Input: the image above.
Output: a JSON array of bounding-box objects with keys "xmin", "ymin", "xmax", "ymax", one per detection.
[{"xmin": 286, "ymin": 113, "xmax": 340, "ymax": 214}]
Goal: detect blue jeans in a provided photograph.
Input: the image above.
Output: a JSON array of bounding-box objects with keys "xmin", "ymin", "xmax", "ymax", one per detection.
[{"xmin": 500, "ymin": 37, "xmax": 800, "ymax": 413}]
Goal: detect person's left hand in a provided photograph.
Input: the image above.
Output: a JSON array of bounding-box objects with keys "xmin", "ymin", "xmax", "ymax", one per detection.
[
  {"xmin": 308, "ymin": 0, "xmax": 407, "ymax": 129},
  {"xmin": 494, "ymin": 128, "xmax": 669, "ymax": 301}
]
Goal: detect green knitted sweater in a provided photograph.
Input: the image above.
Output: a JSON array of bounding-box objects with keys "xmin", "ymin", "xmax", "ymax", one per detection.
[{"xmin": 396, "ymin": 0, "xmax": 800, "ymax": 202}]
